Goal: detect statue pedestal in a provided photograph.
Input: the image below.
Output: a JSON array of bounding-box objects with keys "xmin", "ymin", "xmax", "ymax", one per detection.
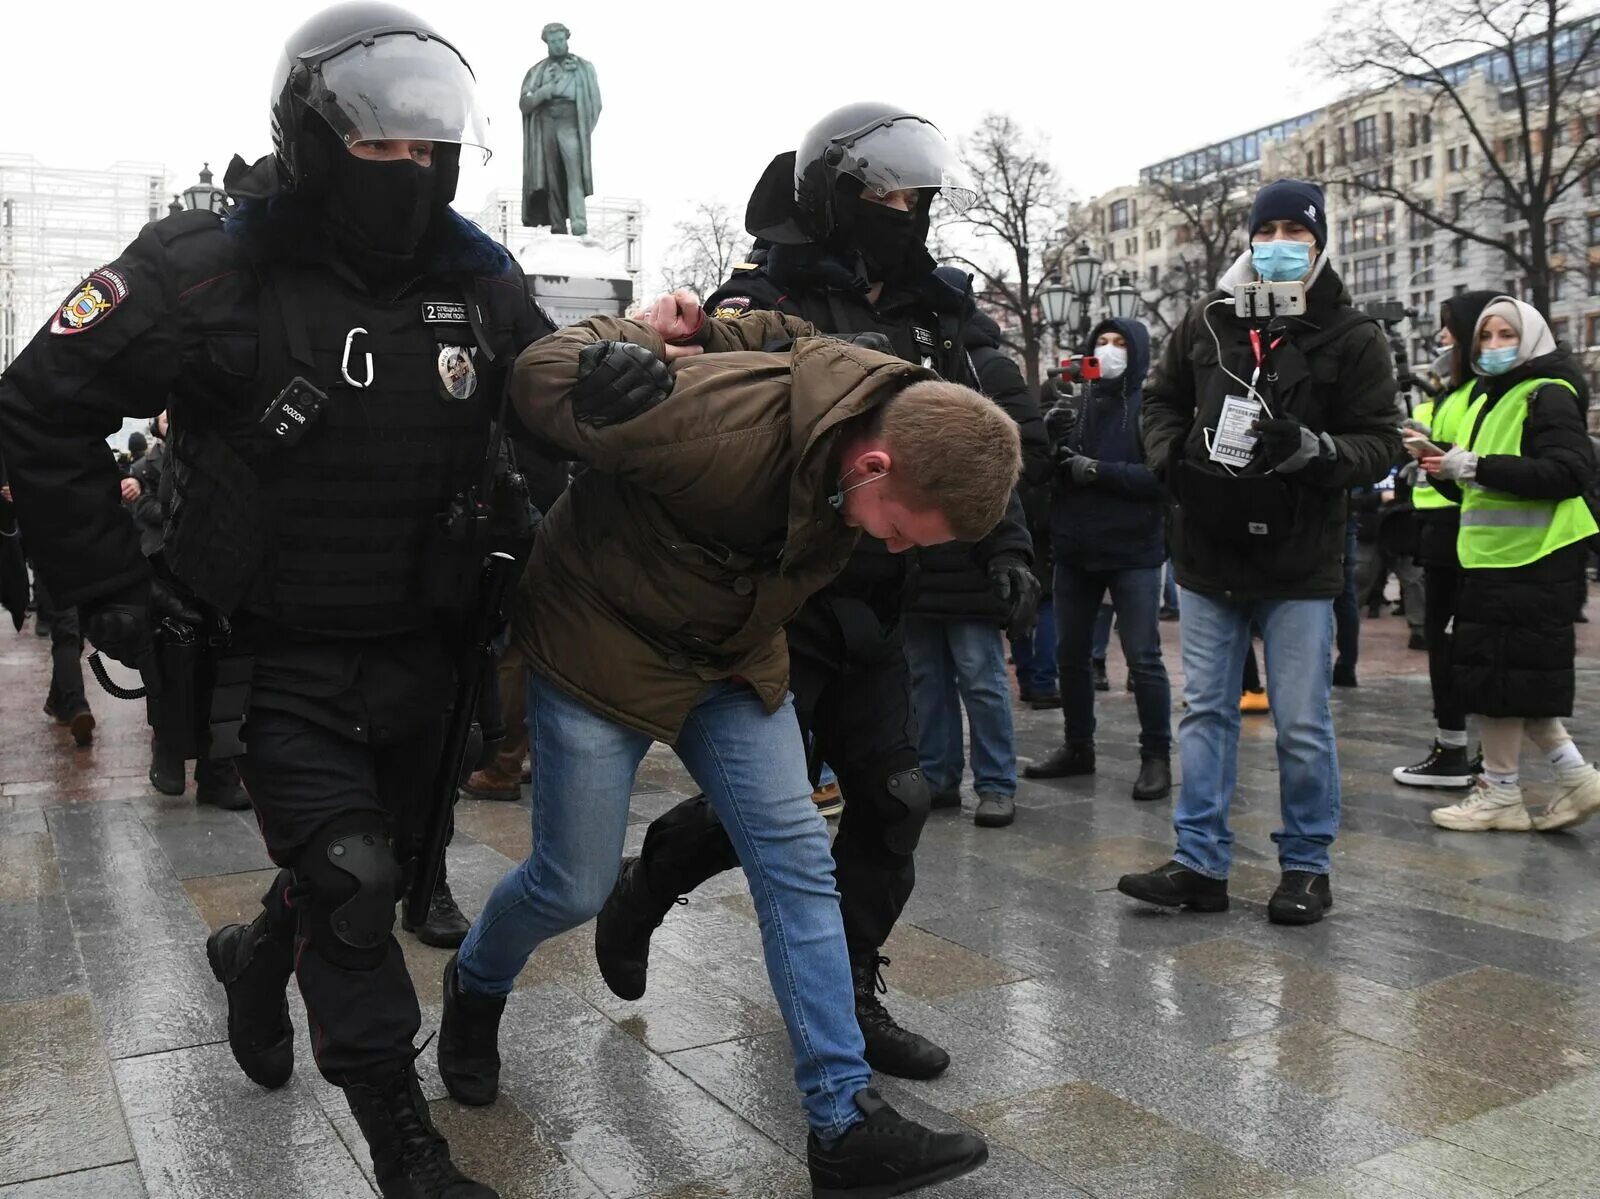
[{"xmin": 508, "ymin": 227, "xmax": 634, "ymax": 326}]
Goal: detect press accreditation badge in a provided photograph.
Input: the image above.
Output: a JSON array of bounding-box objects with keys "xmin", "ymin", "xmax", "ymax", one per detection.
[{"xmin": 1209, "ymin": 395, "xmax": 1263, "ymax": 469}]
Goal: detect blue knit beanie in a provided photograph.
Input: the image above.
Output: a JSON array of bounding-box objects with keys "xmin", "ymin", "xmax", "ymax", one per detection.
[{"xmin": 1248, "ymin": 180, "xmax": 1328, "ymax": 250}]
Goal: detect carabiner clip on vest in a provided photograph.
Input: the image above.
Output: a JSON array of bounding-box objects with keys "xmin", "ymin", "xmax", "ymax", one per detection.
[{"xmin": 342, "ymin": 326, "xmax": 373, "ymax": 389}]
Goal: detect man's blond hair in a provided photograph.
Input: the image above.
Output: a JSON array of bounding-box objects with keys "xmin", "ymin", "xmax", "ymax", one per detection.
[{"xmin": 879, "ymin": 380, "xmax": 1021, "ymax": 541}]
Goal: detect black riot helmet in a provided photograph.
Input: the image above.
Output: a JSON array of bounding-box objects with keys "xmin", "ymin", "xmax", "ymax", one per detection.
[
  {"xmin": 746, "ymin": 102, "xmax": 974, "ymax": 246},
  {"xmin": 259, "ymin": 1, "xmax": 491, "ymax": 205}
]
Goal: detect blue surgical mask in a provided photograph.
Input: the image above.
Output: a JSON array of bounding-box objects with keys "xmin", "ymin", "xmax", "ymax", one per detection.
[
  {"xmin": 1251, "ymin": 240, "xmax": 1313, "ymax": 282},
  {"xmin": 1476, "ymin": 346, "xmax": 1520, "ymax": 375}
]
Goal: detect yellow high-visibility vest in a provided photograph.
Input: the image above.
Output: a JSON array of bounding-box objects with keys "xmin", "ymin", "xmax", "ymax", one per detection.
[{"xmin": 1412, "ymin": 381, "xmax": 1478, "ymax": 512}]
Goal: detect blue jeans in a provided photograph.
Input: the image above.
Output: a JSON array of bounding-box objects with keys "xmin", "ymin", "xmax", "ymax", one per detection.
[
  {"xmin": 1174, "ymin": 589, "xmax": 1341, "ymax": 878},
  {"xmin": 1162, "ymin": 559, "xmax": 1180, "ymax": 614},
  {"xmin": 1056, "ymin": 564, "xmax": 1172, "ymax": 756},
  {"xmin": 1092, "ymin": 602, "xmax": 1113, "ymax": 660},
  {"xmin": 904, "ymin": 618, "xmax": 1017, "ymax": 797},
  {"xmin": 1009, "ymin": 596, "xmax": 1058, "ymax": 695},
  {"xmin": 457, "ymin": 674, "xmax": 871, "ymax": 1138}
]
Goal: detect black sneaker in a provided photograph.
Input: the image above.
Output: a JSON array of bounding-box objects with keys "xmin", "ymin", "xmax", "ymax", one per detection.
[
  {"xmin": 1131, "ymin": 755, "xmax": 1171, "ymax": 801},
  {"xmin": 1023, "ymin": 740, "xmax": 1094, "ymax": 780},
  {"xmin": 403, "ymin": 867, "xmax": 470, "ymax": 949},
  {"xmin": 852, "ymin": 955, "xmax": 950, "ymax": 1080},
  {"xmin": 593, "ymin": 856, "xmax": 686, "ymax": 1001},
  {"xmin": 205, "ymin": 913, "xmax": 295, "ymax": 1089},
  {"xmin": 807, "ymin": 1088, "xmax": 987, "ymax": 1199},
  {"xmin": 1268, "ymin": 871, "xmax": 1332, "ymax": 926},
  {"xmin": 1392, "ymin": 741, "xmax": 1473, "ymax": 789},
  {"xmin": 343, "ymin": 1054, "xmax": 498, "ymax": 1198},
  {"xmin": 1091, "ymin": 659, "xmax": 1110, "ymax": 692},
  {"xmin": 1116, "ymin": 860, "xmax": 1229, "ymax": 912},
  {"xmin": 1331, "ymin": 661, "xmax": 1358, "ymax": 688},
  {"xmin": 437, "ymin": 952, "xmax": 506, "ymax": 1107}
]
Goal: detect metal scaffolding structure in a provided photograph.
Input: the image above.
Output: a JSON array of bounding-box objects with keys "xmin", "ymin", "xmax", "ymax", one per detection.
[{"xmin": 0, "ymin": 154, "xmax": 168, "ymax": 370}]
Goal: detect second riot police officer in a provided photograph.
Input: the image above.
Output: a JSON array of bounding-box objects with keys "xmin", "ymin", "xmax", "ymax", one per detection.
[{"xmin": 0, "ymin": 5, "xmax": 560, "ymax": 1196}]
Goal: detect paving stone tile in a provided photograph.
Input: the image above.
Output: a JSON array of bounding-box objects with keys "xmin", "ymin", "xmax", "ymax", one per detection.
[
  {"xmin": 1260, "ymin": 1166, "xmax": 1436, "ymax": 1198},
  {"xmin": 114, "ymin": 1041, "xmax": 374, "ymax": 1198},
  {"xmin": 1354, "ymin": 1152, "xmax": 1518, "ymax": 1199},
  {"xmin": 129, "ymin": 795, "xmax": 270, "ymax": 880},
  {"xmin": 181, "ymin": 869, "xmax": 280, "ymax": 932},
  {"xmin": 0, "ymin": 996, "xmax": 132, "ymax": 1186},
  {"xmin": 958, "ymin": 1080, "xmax": 1288, "ymax": 1198},
  {"xmin": 428, "ymin": 1099, "xmax": 603, "ymax": 1198},
  {"xmin": 1210, "ymin": 1019, "xmax": 1521, "ymax": 1133},
  {"xmin": 0, "ymin": 893, "xmax": 84, "ymax": 1004},
  {"xmin": 0, "ymin": 812, "xmax": 58, "ymax": 900},
  {"xmin": 452, "ymin": 798, "xmax": 533, "ymax": 863},
  {"xmin": 1225, "ymin": 908, "xmax": 1484, "ymax": 991},
  {"xmin": 872, "ymin": 920, "xmax": 1028, "ymax": 1001},
  {"xmin": 0, "ymin": 1163, "xmax": 144, "ymax": 1198},
  {"xmin": 1409, "ymin": 967, "xmax": 1600, "ymax": 1048},
  {"xmin": 1516, "ymin": 1177, "xmax": 1600, "ymax": 1199},
  {"xmin": 1389, "ymin": 1137, "xmax": 1554, "ymax": 1195},
  {"xmin": 1164, "ymin": 938, "xmax": 1407, "ymax": 1023},
  {"xmin": 1431, "ymin": 1106, "xmax": 1600, "ymax": 1177},
  {"xmin": 1510, "ymin": 1070, "xmax": 1600, "ymax": 1133}
]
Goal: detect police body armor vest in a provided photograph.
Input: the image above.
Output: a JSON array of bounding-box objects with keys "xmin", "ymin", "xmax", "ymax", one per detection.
[
  {"xmin": 166, "ymin": 263, "xmax": 503, "ymax": 635},
  {"xmin": 1456, "ymin": 376, "xmax": 1598, "ymax": 570}
]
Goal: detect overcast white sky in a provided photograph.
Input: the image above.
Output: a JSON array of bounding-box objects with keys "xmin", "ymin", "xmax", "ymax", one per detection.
[{"xmin": 1, "ymin": 0, "xmax": 1355, "ymax": 276}]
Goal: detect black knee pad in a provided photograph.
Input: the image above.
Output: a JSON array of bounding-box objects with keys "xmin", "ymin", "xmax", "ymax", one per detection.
[
  {"xmin": 882, "ymin": 766, "xmax": 930, "ymax": 855},
  {"xmin": 291, "ymin": 813, "xmax": 401, "ymax": 970}
]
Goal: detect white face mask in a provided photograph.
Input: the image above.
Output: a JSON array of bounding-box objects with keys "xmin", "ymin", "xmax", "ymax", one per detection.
[{"xmin": 1095, "ymin": 343, "xmax": 1128, "ymax": 380}]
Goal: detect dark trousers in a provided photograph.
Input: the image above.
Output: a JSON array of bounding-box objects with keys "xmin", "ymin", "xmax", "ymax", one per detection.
[
  {"xmin": 1423, "ymin": 562, "xmax": 1466, "ymax": 733},
  {"xmin": 1333, "ymin": 517, "xmax": 1359, "ymax": 673},
  {"xmin": 639, "ymin": 646, "xmax": 923, "ymax": 959},
  {"xmin": 1055, "ymin": 562, "xmax": 1172, "ymax": 756},
  {"xmin": 235, "ymin": 706, "xmax": 444, "ymax": 1080},
  {"xmin": 34, "ymin": 576, "xmax": 86, "ymax": 714}
]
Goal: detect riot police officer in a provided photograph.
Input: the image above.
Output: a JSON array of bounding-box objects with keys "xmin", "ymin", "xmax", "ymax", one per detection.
[
  {"xmin": 0, "ymin": 6, "xmax": 556, "ymax": 1196},
  {"xmin": 592, "ymin": 102, "xmax": 1041, "ymax": 1080}
]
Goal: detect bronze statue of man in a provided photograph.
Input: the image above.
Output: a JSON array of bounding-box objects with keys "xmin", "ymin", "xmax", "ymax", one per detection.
[{"xmin": 520, "ymin": 22, "xmax": 601, "ymax": 236}]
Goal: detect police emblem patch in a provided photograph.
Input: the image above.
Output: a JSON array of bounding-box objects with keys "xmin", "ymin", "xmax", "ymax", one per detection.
[
  {"xmin": 50, "ymin": 267, "xmax": 129, "ymax": 336},
  {"xmin": 711, "ymin": 296, "xmax": 752, "ymax": 319},
  {"xmin": 438, "ymin": 345, "xmax": 477, "ymax": 400}
]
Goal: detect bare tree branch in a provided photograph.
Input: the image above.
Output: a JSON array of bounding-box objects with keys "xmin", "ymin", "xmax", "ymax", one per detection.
[{"xmin": 660, "ymin": 200, "xmax": 748, "ymax": 303}]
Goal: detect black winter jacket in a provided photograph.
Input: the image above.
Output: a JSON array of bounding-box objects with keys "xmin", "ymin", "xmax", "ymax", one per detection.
[
  {"xmin": 129, "ymin": 438, "xmax": 169, "ymax": 558},
  {"xmin": 1050, "ymin": 317, "xmax": 1166, "ymax": 573},
  {"xmin": 1433, "ymin": 350, "xmax": 1595, "ymax": 718},
  {"xmin": 1142, "ymin": 255, "xmax": 1402, "ymax": 600}
]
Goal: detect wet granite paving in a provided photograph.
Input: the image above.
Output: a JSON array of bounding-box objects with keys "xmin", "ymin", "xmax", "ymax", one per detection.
[{"xmin": 4, "ymin": 601, "xmax": 1600, "ymax": 1198}]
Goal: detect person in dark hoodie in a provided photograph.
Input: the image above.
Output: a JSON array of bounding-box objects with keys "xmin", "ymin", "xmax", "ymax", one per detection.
[
  {"xmin": 1119, "ymin": 179, "xmax": 1400, "ymax": 926},
  {"xmin": 0, "ymin": 6, "xmax": 560, "ymax": 1195},
  {"xmin": 1024, "ymin": 317, "xmax": 1172, "ymax": 800},
  {"xmin": 1421, "ymin": 297, "xmax": 1600, "ymax": 833},
  {"xmin": 1390, "ymin": 291, "xmax": 1499, "ymax": 788}
]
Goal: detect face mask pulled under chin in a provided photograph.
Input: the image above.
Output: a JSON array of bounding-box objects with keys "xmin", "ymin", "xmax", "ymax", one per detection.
[
  {"xmin": 322, "ymin": 153, "xmax": 437, "ymax": 255},
  {"xmin": 1094, "ymin": 343, "xmax": 1128, "ymax": 380}
]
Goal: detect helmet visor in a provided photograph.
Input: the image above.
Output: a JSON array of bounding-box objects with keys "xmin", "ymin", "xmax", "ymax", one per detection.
[
  {"xmin": 303, "ymin": 32, "xmax": 492, "ymax": 163},
  {"xmin": 830, "ymin": 116, "xmax": 974, "ymax": 212}
]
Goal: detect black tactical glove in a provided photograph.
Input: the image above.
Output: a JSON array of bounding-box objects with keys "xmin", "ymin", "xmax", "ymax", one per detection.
[
  {"xmin": 82, "ymin": 583, "xmax": 160, "ymax": 694},
  {"xmin": 1043, "ymin": 402, "xmax": 1077, "ymax": 445},
  {"xmin": 988, "ymin": 555, "xmax": 1041, "ymax": 642},
  {"xmin": 1252, "ymin": 416, "xmax": 1334, "ymax": 475},
  {"xmin": 838, "ymin": 331, "xmax": 895, "ymax": 355},
  {"xmin": 1054, "ymin": 447, "xmax": 1099, "ymax": 486},
  {"xmin": 571, "ymin": 340, "xmax": 673, "ymax": 428}
]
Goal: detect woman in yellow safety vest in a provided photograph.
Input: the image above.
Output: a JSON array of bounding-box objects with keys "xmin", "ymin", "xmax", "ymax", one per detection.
[
  {"xmin": 1421, "ymin": 296, "xmax": 1600, "ymax": 832},
  {"xmin": 1391, "ymin": 292, "xmax": 1499, "ymax": 789}
]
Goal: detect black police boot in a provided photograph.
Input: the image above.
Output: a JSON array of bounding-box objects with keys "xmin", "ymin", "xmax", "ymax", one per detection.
[
  {"xmin": 808, "ymin": 1088, "xmax": 987, "ymax": 1198},
  {"xmin": 195, "ymin": 757, "xmax": 251, "ymax": 810},
  {"xmin": 1131, "ymin": 755, "xmax": 1172, "ymax": 801},
  {"xmin": 149, "ymin": 733, "xmax": 185, "ymax": 796},
  {"xmin": 1023, "ymin": 739, "xmax": 1095, "ymax": 780},
  {"xmin": 593, "ymin": 855, "xmax": 685, "ymax": 1001},
  {"xmin": 343, "ymin": 1053, "xmax": 498, "ymax": 1198},
  {"xmin": 1116, "ymin": 860, "xmax": 1229, "ymax": 912},
  {"xmin": 403, "ymin": 861, "xmax": 470, "ymax": 949},
  {"xmin": 205, "ymin": 911, "xmax": 295, "ymax": 1089},
  {"xmin": 1091, "ymin": 659, "xmax": 1110, "ymax": 692},
  {"xmin": 438, "ymin": 952, "xmax": 506, "ymax": 1107},
  {"xmin": 852, "ymin": 954, "xmax": 950, "ymax": 1080},
  {"xmin": 1268, "ymin": 871, "xmax": 1332, "ymax": 926}
]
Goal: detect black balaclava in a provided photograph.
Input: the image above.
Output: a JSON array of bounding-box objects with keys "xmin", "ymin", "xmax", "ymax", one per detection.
[
  {"xmin": 303, "ymin": 117, "xmax": 437, "ymax": 257},
  {"xmin": 837, "ymin": 183, "xmax": 931, "ymax": 284}
]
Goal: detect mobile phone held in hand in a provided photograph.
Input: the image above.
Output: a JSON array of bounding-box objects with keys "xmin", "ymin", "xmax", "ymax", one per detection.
[{"xmin": 1403, "ymin": 432, "xmax": 1443, "ymax": 459}]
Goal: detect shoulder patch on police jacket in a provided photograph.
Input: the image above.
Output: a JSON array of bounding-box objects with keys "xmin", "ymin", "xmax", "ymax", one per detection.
[
  {"xmin": 712, "ymin": 296, "xmax": 753, "ymax": 319},
  {"xmin": 50, "ymin": 267, "xmax": 129, "ymax": 336}
]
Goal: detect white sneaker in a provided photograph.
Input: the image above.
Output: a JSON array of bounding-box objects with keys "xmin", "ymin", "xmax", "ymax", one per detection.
[
  {"xmin": 1534, "ymin": 766, "xmax": 1600, "ymax": 831},
  {"xmin": 1430, "ymin": 780, "xmax": 1532, "ymax": 832}
]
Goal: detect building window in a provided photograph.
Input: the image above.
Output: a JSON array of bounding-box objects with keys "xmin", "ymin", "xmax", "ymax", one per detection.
[
  {"xmin": 1316, "ymin": 140, "xmax": 1326, "ymax": 172},
  {"xmin": 1552, "ymin": 317, "xmax": 1570, "ymax": 345},
  {"xmin": 1549, "ymin": 219, "xmax": 1566, "ymax": 251},
  {"xmin": 1109, "ymin": 199, "xmax": 1131, "ymax": 231},
  {"xmin": 1306, "ymin": 151, "xmax": 1315, "ymax": 177},
  {"xmin": 1408, "ymin": 207, "xmax": 1434, "ymax": 240},
  {"xmin": 1590, "ymin": 263, "xmax": 1600, "ymax": 295},
  {"xmin": 1588, "ymin": 313, "xmax": 1600, "ymax": 348},
  {"xmin": 1125, "ymin": 236, "xmax": 1138, "ymax": 256},
  {"xmin": 1407, "ymin": 112, "xmax": 1419, "ymax": 148},
  {"xmin": 1411, "ymin": 155, "xmax": 1433, "ymax": 181},
  {"xmin": 1148, "ymin": 264, "xmax": 1159, "ymax": 288},
  {"xmin": 1589, "ymin": 214, "xmax": 1600, "ymax": 245},
  {"xmin": 1453, "ymin": 237, "xmax": 1468, "ymax": 268},
  {"xmin": 1454, "ymin": 283, "xmax": 1469, "ymax": 296},
  {"xmin": 1351, "ymin": 209, "xmax": 1393, "ymax": 252},
  {"xmin": 1146, "ymin": 228, "xmax": 1162, "ymax": 250},
  {"xmin": 1421, "ymin": 115, "xmax": 1432, "ymax": 144},
  {"xmin": 1354, "ymin": 115, "xmax": 1380, "ymax": 159},
  {"xmin": 1552, "ymin": 272, "xmax": 1567, "ymax": 302},
  {"xmin": 1337, "ymin": 127, "xmax": 1348, "ymax": 165},
  {"xmin": 1352, "ymin": 256, "xmax": 1384, "ymax": 293},
  {"xmin": 1451, "ymin": 191, "xmax": 1467, "ymax": 220}
]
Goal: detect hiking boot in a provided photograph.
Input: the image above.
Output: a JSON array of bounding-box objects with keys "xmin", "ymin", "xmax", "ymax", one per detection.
[
  {"xmin": 205, "ymin": 912, "xmax": 295, "ymax": 1089},
  {"xmin": 149, "ymin": 734, "xmax": 186, "ymax": 795},
  {"xmin": 1392, "ymin": 741, "xmax": 1473, "ymax": 789},
  {"xmin": 1023, "ymin": 739, "xmax": 1094, "ymax": 780},
  {"xmin": 1116, "ymin": 860, "xmax": 1229, "ymax": 912},
  {"xmin": 593, "ymin": 856, "xmax": 684, "ymax": 1001},
  {"xmin": 403, "ymin": 865, "xmax": 470, "ymax": 949},
  {"xmin": 1268, "ymin": 871, "xmax": 1332, "ymax": 925},
  {"xmin": 343, "ymin": 1053, "xmax": 498, "ymax": 1198},
  {"xmin": 458, "ymin": 767, "xmax": 521, "ymax": 802},
  {"xmin": 1131, "ymin": 755, "xmax": 1171, "ymax": 801},
  {"xmin": 812, "ymin": 781, "xmax": 844, "ymax": 818},
  {"xmin": 973, "ymin": 793, "xmax": 1015, "ymax": 828},
  {"xmin": 1431, "ymin": 779, "xmax": 1532, "ymax": 832},
  {"xmin": 437, "ymin": 953, "xmax": 507, "ymax": 1108},
  {"xmin": 807, "ymin": 1088, "xmax": 987, "ymax": 1199},
  {"xmin": 1091, "ymin": 659, "xmax": 1109, "ymax": 692},
  {"xmin": 852, "ymin": 955, "xmax": 949, "ymax": 1080},
  {"xmin": 66, "ymin": 706, "xmax": 95, "ymax": 746},
  {"xmin": 1239, "ymin": 688, "xmax": 1270, "ymax": 714},
  {"xmin": 1534, "ymin": 765, "xmax": 1600, "ymax": 832}
]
